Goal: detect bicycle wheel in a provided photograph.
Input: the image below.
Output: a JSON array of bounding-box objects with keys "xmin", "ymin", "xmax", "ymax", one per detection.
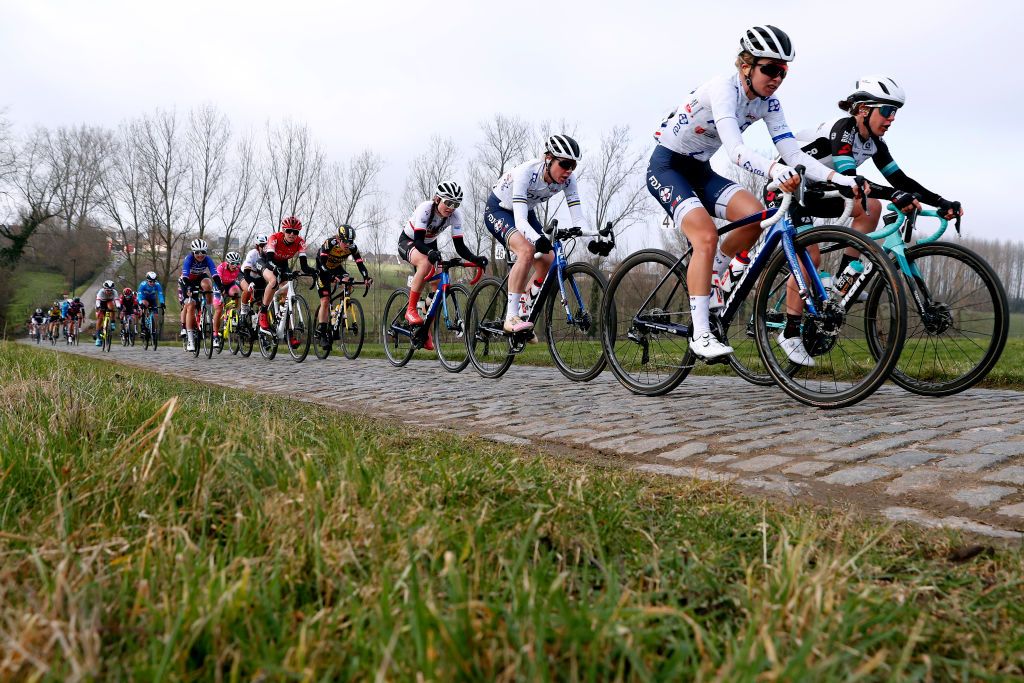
[
  {"xmin": 867, "ymin": 241, "xmax": 1008, "ymax": 396},
  {"xmin": 104, "ymin": 324, "xmax": 113, "ymax": 353},
  {"xmin": 722, "ymin": 267, "xmax": 782, "ymax": 386},
  {"xmin": 466, "ymin": 276, "xmax": 515, "ymax": 378},
  {"xmin": 601, "ymin": 249, "xmax": 694, "ymax": 396},
  {"xmin": 381, "ymin": 288, "xmax": 415, "ymax": 367},
  {"xmin": 341, "ymin": 297, "xmax": 366, "ymax": 360},
  {"xmin": 753, "ymin": 226, "xmax": 906, "ymax": 409},
  {"xmin": 239, "ymin": 315, "xmax": 254, "ymax": 358},
  {"xmin": 286, "ymin": 294, "xmax": 312, "ymax": 362},
  {"xmin": 152, "ymin": 314, "xmax": 160, "ymax": 350},
  {"xmin": 545, "ymin": 262, "xmax": 607, "ymax": 382},
  {"xmin": 433, "ymin": 283, "xmax": 470, "ymax": 373},
  {"xmin": 259, "ymin": 315, "xmax": 279, "ymax": 360},
  {"xmin": 227, "ymin": 312, "xmax": 240, "ymax": 355}
]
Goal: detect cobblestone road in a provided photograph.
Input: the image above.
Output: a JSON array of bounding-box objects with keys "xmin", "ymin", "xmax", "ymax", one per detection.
[{"xmin": 46, "ymin": 341, "xmax": 1024, "ymax": 540}]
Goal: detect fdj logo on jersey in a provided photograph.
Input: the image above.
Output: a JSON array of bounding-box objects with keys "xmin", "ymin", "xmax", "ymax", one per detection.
[{"xmin": 649, "ymin": 175, "xmax": 674, "ymax": 204}]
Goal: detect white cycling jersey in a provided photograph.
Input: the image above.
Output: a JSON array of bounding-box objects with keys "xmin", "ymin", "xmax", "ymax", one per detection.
[
  {"xmin": 402, "ymin": 200, "xmax": 464, "ymax": 243},
  {"xmin": 241, "ymin": 248, "xmax": 261, "ymax": 272},
  {"xmin": 653, "ymin": 72, "xmax": 852, "ymax": 186},
  {"xmin": 492, "ymin": 158, "xmax": 586, "ymax": 240}
]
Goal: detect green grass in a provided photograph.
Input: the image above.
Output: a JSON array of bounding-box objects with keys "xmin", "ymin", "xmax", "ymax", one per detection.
[
  {"xmin": 5, "ymin": 269, "xmax": 68, "ymax": 332},
  {"xmin": 2, "ymin": 342, "xmax": 1024, "ymax": 680}
]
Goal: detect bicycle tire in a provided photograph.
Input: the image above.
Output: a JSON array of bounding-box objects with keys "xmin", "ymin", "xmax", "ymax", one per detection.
[
  {"xmin": 466, "ymin": 276, "xmax": 515, "ymax": 379},
  {"xmin": 202, "ymin": 303, "xmax": 214, "ymax": 358},
  {"xmin": 753, "ymin": 226, "xmax": 906, "ymax": 409},
  {"xmin": 601, "ymin": 249, "xmax": 695, "ymax": 396},
  {"xmin": 434, "ymin": 283, "xmax": 470, "ymax": 373},
  {"xmin": 545, "ymin": 262, "xmax": 607, "ymax": 382},
  {"xmin": 867, "ymin": 241, "xmax": 1009, "ymax": 396},
  {"xmin": 286, "ymin": 294, "xmax": 312, "ymax": 362},
  {"xmin": 381, "ymin": 288, "xmax": 415, "ymax": 367},
  {"xmin": 152, "ymin": 314, "xmax": 160, "ymax": 350},
  {"xmin": 341, "ymin": 297, "xmax": 365, "ymax": 360},
  {"xmin": 722, "ymin": 266, "xmax": 785, "ymax": 386},
  {"xmin": 259, "ymin": 308, "xmax": 279, "ymax": 360},
  {"xmin": 239, "ymin": 316, "xmax": 254, "ymax": 357}
]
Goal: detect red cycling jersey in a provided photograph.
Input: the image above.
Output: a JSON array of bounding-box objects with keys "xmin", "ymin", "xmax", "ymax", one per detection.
[{"xmin": 265, "ymin": 232, "xmax": 307, "ymax": 267}]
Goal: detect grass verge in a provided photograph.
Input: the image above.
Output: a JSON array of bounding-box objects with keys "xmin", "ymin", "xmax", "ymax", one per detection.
[{"xmin": 3, "ymin": 343, "xmax": 1022, "ymax": 680}]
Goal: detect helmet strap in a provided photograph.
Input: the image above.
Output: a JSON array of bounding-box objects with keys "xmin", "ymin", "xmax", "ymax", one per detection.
[{"xmin": 743, "ymin": 63, "xmax": 767, "ymax": 100}]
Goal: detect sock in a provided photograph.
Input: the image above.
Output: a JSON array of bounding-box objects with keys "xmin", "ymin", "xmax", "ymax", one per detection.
[
  {"xmin": 713, "ymin": 248, "xmax": 730, "ymax": 275},
  {"xmin": 689, "ymin": 295, "xmax": 710, "ymax": 337},
  {"xmin": 784, "ymin": 314, "xmax": 802, "ymax": 339},
  {"xmin": 506, "ymin": 293, "xmax": 521, "ymax": 320},
  {"xmin": 408, "ymin": 289, "xmax": 420, "ymax": 310}
]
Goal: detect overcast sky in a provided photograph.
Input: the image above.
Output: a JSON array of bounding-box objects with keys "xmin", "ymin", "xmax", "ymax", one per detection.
[{"xmin": 1, "ymin": 0, "xmax": 1016, "ymax": 249}]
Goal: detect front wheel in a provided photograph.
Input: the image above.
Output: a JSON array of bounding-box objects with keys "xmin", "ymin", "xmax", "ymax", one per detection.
[
  {"xmin": 286, "ymin": 295, "xmax": 312, "ymax": 362},
  {"xmin": 435, "ymin": 283, "xmax": 470, "ymax": 373},
  {"xmin": 545, "ymin": 262, "xmax": 607, "ymax": 382},
  {"xmin": 753, "ymin": 226, "xmax": 906, "ymax": 409},
  {"xmin": 381, "ymin": 288, "xmax": 415, "ymax": 367},
  {"xmin": 202, "ymin": 305, "xmax": 214, "ymax": 359},
  {"xmin": 466, "ymin": 276, "xmax": 515, "ymax": 379},
  {"xmin": 868, "ymin": 241, "xmax": 1009, "ymax": 396},
  {"xmin": 340, "ymin": 297, "xmax": 366, "ymax": 360},
  {"xmin": 601, "ymin": 249, "xmax": 694, "ymax": 396}
]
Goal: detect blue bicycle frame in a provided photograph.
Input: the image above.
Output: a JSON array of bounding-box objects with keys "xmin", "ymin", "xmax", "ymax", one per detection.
[{"xmin": 390, "ymin": 265, "xmax": 458, "ymax": 339}]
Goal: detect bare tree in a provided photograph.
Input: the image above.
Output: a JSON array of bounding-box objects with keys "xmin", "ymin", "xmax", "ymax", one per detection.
[
  {"xmin": 259, "ymin": 119, "xmax": 325, "ymax": 238},
  {"xmin": 322, "ymin": 149, "xmax": 385, "ymax": 246},
  {"xmin": 187, "ymin": 104, "xmax": 231, "ymax": 242},
  {"xmin": 220, "ymin": 133, "xmax": 259, "ymax": 255},
  {"xmin": 44, "ymin": 124, "xmax": 113, "ymax": 234},
  {"xmin": 135, "ymin": 109, "xmax": 190, "ymax": 284},
  {"xmin": 582, "ymin": 125, "xmax": 651, "ymax": 263},
  {"xmin": 1, "ymin": 128, "xmax": 61, "ymax": 266},
  {"xmin": 98, "ymin": 122, "xmax": 148, "ymax": 283},
  {"xmin": 400, "ymin": 135, "xmax": 459, "ymax": 213}
]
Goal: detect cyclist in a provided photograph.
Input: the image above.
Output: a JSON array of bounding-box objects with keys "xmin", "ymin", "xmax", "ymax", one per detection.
[
  {"xmin": 648, "ymin": 25, "xmax": 861, "ymax": 360},
  {"xmin": 400, "ymin": 181, "xmax": 488, "ymax": 349},
  {"xmin": 46, "ymin": 301, "xmax": 61, "ymax": 341},
  {"xmin": 178, "ymin": 238, "xmax": 222, "ymax": 353},
  {"xmin": 212, "ymin": 251, "xmax": 243, "ymax": 349},
  {"xmin": 59, "ymin": 296, "xmax": 71, "ymax": 338},
  {"xmin": 484, "ymin": 135, "xmax": 584, "ymax": 335},
  {"xmin": 30, "ymin": 308, "xmax": 46, "ymax": 339},
  {"xmin": 137, "ymin": 271, "xmax": 166, "ymax": 340},
  {"xmin": 94, "ymin": 280, "xmax": 118, "ymax": 346},
  {"xmin": 314, "ymin": 224, "xmax": 373, "ymax": 349},
  {"xmin": 257, "ymin": 217, "xmax": 312, "ymax": 347},
  {"xmin": 66, "ymin": 296, "xmax": 85, "ymax": 341},
  {"xmin": 118, "ymin": 287, "xmax": 140, "ymax": 341},
  {"xmin": 240, "ymin": 234, "xmax": 269, "ymax": 324}
]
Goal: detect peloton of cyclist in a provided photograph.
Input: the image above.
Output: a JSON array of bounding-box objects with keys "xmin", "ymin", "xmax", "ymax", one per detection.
[
  {"xmin": 314, "ymin": 224, "xmax": 373, "ymax": 349},
  {"xmin": 399, "ymin": 181, "xmax": 488, "ymax": 349},
  {"xmin": 647, "ymin": 25, "xmax": 861, "ymax": 361},
  {"xmin": 485, "ymin": 136, "xmax": 585, "ymax": 335},
  {"xmin": 212, "ymin": 251, "xmax": 243, "ymax": 349}
]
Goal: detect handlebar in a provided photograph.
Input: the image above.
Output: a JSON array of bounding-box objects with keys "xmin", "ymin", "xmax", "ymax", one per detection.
[
  {"xmin": 872, "ymin": 205, "xmax": 949, "ymax": 245},
  {"xmin": 535, "ymin": 219, "xmax": 616, "ymax": 259},
  {"xmin": 430, "ymin": 258, "xmax": 485, "ymax": 286}
]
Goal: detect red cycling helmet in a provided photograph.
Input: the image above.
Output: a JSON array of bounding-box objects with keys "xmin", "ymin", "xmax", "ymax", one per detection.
[
  {"xmin": 281, "ymin": 216, "xmax": 302, "ymax": 231},
  {"xmin": 123, "ymin": 287, "xmax": 133, "ymax": 296}
]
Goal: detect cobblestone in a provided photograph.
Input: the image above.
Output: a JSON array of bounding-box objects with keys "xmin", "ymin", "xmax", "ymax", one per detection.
[
  {"xmin": 982, "ymin": 466, "xmax": 1024, "ymax": 485},
  {"xmin": 727, "ymin": 455, "xmax": 792, "ymax": 472},
  {"xmin": 820, "ymin": 465, "xmax": 890, "ymax": 486},
  {"xmin": 950, "ymin": 486, "xmax": 1016, "ymax": 508}
]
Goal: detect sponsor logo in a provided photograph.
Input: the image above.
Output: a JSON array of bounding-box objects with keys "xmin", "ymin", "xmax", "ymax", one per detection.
[
  {"xmin": 659, "ymin": 186, "xmax": 673, "ymax": 203},
  {"xmin": 838, "ymin": 143, "xmax": 853, "ymax": 156},
  {"xmin": 648, "ymin": 174, "xmax": 663, "ymax": 190},
  {"xmin": 670, "ymin": 195, "xmax": 685, "ymax": 209},
  {"xmin": 695, "ymin": 126, "xmax": 705, "ymax": 135},
  {"xmin": 767, "ymin": 98, "xmax": 780, "ymax": 113},
  {"xmin": 745, "ymin": 114, "xmax": 757, "ymax": 121}
]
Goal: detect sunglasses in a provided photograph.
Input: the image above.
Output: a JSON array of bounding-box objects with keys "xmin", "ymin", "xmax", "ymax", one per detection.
[
  {"xmin": 441, "ymin": 199, "xmax": 461, "ymax": 209},
  {"xmin": 870, "ymin": 104, "xmax": 899, "ymax": 119},
  {"xmin": 756, "ymin": 63, "xmax": 788, "ymax": 80},
  {"xmin": 555, "ymin": 158, "xmax": 577, "ymax": 171},
  {"xmin": 284, "ymin": 229, "xmax": 301, "ymax": 235},
  {"xmin": 193, "ymin": 250, "xmax": 207, "ymax": 256}
]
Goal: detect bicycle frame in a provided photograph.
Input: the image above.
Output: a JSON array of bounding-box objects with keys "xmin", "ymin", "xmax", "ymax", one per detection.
[{"xmin": 390, "ymin": 268, "xmax": 455, "ymax": 339}]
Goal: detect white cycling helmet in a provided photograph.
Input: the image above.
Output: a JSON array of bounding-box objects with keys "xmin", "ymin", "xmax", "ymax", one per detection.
[
  {"xmin": 545, "ymin": 134, "xmax": 582, "ymax": 161},
  {"xmin": 146, "ymin": 271, "xmax": 158, "ymax": 281},
  {"xmin": 190, "ymin": 238, "xmax": 209, "ymax": 252},
  {"xmin": 254, "ymin": 234, "xmax": 269, "ymax": 246},
  {"xmin": 225, "ymin": 251, "xmax": 242, "ymax": 266},
  {"xmin": 848, "ymin": 75, "xmax": 906, "ymax": 108},
  {"xmin": 103, "ymin": 280, "xmax": 114, "ymax": 288},
  {"xmin": 35, "ymin": 307, "xmax": 43, "ymax": 314},
  {"xmin": 435, "ymin": 181, "xmax": 464, "ymax": 203},
  {"xmin": 739, "ymin": 25, "xmax": 796, "ymax": 62}
]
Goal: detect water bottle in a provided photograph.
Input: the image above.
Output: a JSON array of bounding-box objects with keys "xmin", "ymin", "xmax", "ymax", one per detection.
[
  {"xmin": 709, "ymin": 272, "xmax": 725, "ymax": 310},
  {"xmin": 718, "ymin": 251, "xmax": 750, "ymax": 296},
  {"xmin": 833, "ymin": 260, "xmax": 864, "ymax": 297}
]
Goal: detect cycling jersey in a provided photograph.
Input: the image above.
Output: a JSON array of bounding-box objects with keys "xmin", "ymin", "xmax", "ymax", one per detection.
[
  {"xmin": 795, "ymin": 116, "xmax": 942, "ymax": 205},
  {"xmin": 95, "ymin": 287, "xmax": 117, "ymax": 306},
  {"xmin": 491, "ymin": 158, "xmax": 585, "ymax": 242},
  {"xmin": 242, "ymin": 248, "xmax": 262, "ymax": 273},
  {"xmin": 216, "ymin": 262, "xmax": 242, "ymax": 287},
  {"xmin": 60, "ymin": 300, "xmax": 70, "ymax": 318},
  {"xmin": 317, "ymin": 236, "xmax": 369, "ymax": 279},
  {"xmin": 181, "ymin": 253, "xmax": 217, "ymax": 281},
  {"xmin": 653, "ymin": 72, "xmax": 849, "ymax": 186},
  {"xmin": 402, "ymin": 201, "xmax": 465, "ymax": 243},
  {"xmin": 136, "ymin": 280, "xmax": 165, "ymax": 305},
  {"xmin": 31, "ymin": 314, "xmax": 45, "ymax": 326},
  {"xmin": 47, "ymin": 305, "xmax": 61, "ymax": 320},
  {"xmin": 67, "ymin": 302, "xmax": 85, "ymax": 318},
  {"xmin": 119, "ymin": 294, "xmax": 138, "ymax": 314},
  {"xmin": 264, "ymin": 232, "xmax": 307, "ymax": 268}
]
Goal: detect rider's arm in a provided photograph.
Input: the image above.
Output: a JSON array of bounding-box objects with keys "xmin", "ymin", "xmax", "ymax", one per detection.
[
  {"xmin": 412, "ymin": 226, "xmax": 433, "ymax": 256},
  {"xmin": 349, "ymin": 246, "xmax": 370, "ymax": 279},
  {"xmin": 871, "ymin": 139, "xmax": 943, "ymax": 206},
  {"xmin": 298, "ymin": 252, "xmax": 314, "ymax": 274},
  {"xmin": 181, "ymin": 253, "xmax": 194, "ymax": 278},
  {"xmin": 511, "ymin": 164, "xmax": 538, "ymax": 244},
  {"xmin": 451, "ymin": 234, "xmax": 479, "ymax": 262},
  {"xmin": 709, "ymin": 80, "xmax": 780, "ymax": 181},
  {"xmin": 563, "ymin": 175, "xmax": 587, "ymax": 228},
  {"xmin": 767, "ymin": 106, "xmax": 855, "ymax": 186}
]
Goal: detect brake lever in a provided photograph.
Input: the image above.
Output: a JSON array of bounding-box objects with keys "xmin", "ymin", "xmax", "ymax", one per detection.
[
  {"xmin": 854, "ymin": 175, "xmax": 868, "ymax": 212},
  {"xmin": 952, "ymin": 201, "xmax": 962, "ymax": 234}
]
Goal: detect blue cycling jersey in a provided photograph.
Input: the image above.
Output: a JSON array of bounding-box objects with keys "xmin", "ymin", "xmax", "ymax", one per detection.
[{"xmin": 137, "ymin": 280, "xmax": 165, "ymax": 305}]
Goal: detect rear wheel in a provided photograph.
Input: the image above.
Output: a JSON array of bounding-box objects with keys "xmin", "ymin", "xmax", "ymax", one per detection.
[
  {"xmin": 723, "ymin": 265, "xmax": 783, "ymax": 386},
  {"xmin": 341, "ymin": 297, "xmax": 366, "ymax": 360},
  {"xmin": 202, "ymin": 304, "xmax": 214, "ymax": 358},
  {"xmin": 259, "ymin": 309, "xmax": 279, "ymax": 360},
  {"xmin": 466, "ymin": 276, "xmax": 515, "ymax": 378},
  {"xmin": 601, "ymin": 249, "xmax": 694, "ymax": 396},
  {"xmin": 381, "ymin": 288, "xmax": 415, "ymax": 367},
  {"xmin": 753, "ymin": 226, "xmax": 906, "ymax": 408},
  {"xmin": 545, "ymin": 262, "xmax": 607, "ymax": 382},
  {"xmin": 867, "ymin": 241, "xmax": 1008, "ymax": 396},
  {"xmin": 435, "ymin": 283, "xmax": 471, "ymax": 373},
  {"xmin": 286, "ymin": 294, "xmax": 312, "ymax": 362}
]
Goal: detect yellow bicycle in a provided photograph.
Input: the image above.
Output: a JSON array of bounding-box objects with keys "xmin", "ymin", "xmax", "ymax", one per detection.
[{"xmin": 314, "ymin": 278, "xmax": 368, "ymax": 360}]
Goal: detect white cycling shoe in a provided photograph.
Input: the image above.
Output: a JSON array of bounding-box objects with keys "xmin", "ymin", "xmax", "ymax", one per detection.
[
  {"xmin": 689, "ymin": 332, "xmax": 733, "ymax": 360},
  {"xmin": 776, "ymin": 332, "xmax": 815, "ymax": 367}
]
